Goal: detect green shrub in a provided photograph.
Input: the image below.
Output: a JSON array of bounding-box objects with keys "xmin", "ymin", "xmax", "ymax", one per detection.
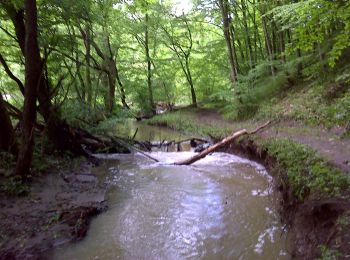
[
  {"xmin": 265, "ymin": 139, "xmax": 349, "ymax": 200},
  {"xmin": 1, "ymin": 176, "xmax": 30, "ymax": 196}
]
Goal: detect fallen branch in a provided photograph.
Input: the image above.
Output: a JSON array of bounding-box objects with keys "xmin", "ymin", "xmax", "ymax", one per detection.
[
  {"xmin": 115, "ymin": 138, "xmax": 159, "ymax": 162},
  {"xmin": 174, "ymin": 121, "xmax": 271, "ymax": 166}
]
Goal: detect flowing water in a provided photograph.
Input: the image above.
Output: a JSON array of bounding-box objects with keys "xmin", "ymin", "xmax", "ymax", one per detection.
[{"xmin": 52, "ymin": 122, "xmax": 291, "ymax": 259}]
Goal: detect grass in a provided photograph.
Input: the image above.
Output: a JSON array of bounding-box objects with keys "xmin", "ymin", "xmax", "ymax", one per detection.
[
  {"xmin": 255, "ymin": 82, "xmax": 350, "ymax": 128},
  {"xmin": 263, "ymin": 139, "xmax": 349, "ymax": 201},
  {"xmin": 205, "ymin": 76, "xmax": 350, "ymax": 130}
]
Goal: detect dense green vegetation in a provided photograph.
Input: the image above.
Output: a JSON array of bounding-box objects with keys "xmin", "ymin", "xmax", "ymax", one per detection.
[
  {"xmin": 0, "ymin": 1, "xmax": 349, "ymax": 258},
  {"xmin": 265, "ymin": 139, "xmax": 349, "ymax": 200},
  {"xmin": 0, "ymin": 0, "xmax": 349, "ymax": 178}
]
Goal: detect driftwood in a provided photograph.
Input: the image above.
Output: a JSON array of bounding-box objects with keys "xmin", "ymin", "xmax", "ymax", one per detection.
[
  {"xmin": 174, "ymin": 121, "xmax": 272, "ymax": 166},
  {"xmin": 114, "ymin": 138, "xmax": 160, "ymax": 162}
]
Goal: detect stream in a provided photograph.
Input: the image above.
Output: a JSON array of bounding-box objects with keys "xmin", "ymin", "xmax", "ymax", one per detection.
[{"xmin": 52, "ymin": 121, "xmax": 291, "ymax": 259}]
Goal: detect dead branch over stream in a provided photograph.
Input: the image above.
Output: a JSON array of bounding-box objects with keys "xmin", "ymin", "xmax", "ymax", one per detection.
[{"xmin": 174, "ymin": 121, "xmax": 272, "ymax": 166}]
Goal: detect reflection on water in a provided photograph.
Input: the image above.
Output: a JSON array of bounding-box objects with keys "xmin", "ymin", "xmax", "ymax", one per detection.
[
  {"xmin": 52, "ymin": 152, "xmax": 290, "ymax": 260},
  {"xmin": 115, "ymin": 119, "xmax": 193, "ymax": 142}
]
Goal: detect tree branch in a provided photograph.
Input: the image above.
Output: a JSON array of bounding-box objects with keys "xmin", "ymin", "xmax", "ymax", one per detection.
[{"xmin": 0, "ymin": 52, "xmax": 25, "ymax": 94}]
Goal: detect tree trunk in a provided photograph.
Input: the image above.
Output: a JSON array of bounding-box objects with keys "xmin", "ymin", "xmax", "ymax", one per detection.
[
  {"xmin": 107, "ymin": 59, "xmax": 116, "ymax": 114},
  {"xmin": 241, "ymin": 0, "xmax": 254, "ymax": 69},
  {"xmin": 218, "ymin": 0, "xmax": 238, "ymax": 84},
  {"xmin": 229, "ymin": 25, "xmax": 240, "ymax": 74},
  {"xmin": 185, "ymin": 57, "xmax": 197, "ymax": 107},
  {"xmin": 0, "ymin": 93, "xmax": 17, "ymax": 155},
  {"xmin": 3, "ymin": 1, "xmax": 91, "ymax": 156},
  {"xmin": 145, "ymin": 13, "xmax": 155, "ymax": 115},
  {"xmin": 84, "ymin": 23, "xmax": 92, "ymax": 105},
  {"xmin": 14, "ymin": 0, "xmax": 42, "ymax": 178},
  {"xmin": 262, "ymin": 16, "xmax": 276, "ymax": 77},
  {"xmin": 115, "ymin": 61, "xmax": 130, "ymax": 109},
  {"xmin": 296, "ymin": 48, "xmax": 303, "ymax": 77}
]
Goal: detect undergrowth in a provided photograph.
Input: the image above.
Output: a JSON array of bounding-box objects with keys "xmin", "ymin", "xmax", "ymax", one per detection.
[
  {"xmin": 147, "ymin": 109, "xmax": 232, "ymax": 138},
  {"xmin": 256, "ymin": 82, "xmax": 350, "ymax": 128},
  {"xmin": 264, "ymin": 139, "xmax": 349, "ymax": 201}
]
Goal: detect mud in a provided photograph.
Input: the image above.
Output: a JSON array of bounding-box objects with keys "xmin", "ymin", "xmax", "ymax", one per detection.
[{"xmin": 0, "ymin": 160, "xmax": 107, "ymax": 260}]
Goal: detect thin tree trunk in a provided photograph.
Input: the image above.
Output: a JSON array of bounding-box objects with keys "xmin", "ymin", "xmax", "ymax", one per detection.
[
  {"xmin": 262, "ymin": 16, "xmax": 276, "ymax": 76},
  {"xmin": 107, "ymin": 58, "xmax": 116, "ymax": 114},
  {"xmin": 280, "ymin": 30, "xmax": 286, "ymax": 63},
  {"xmin": 296, "ymin": 48, "xmax": 303, "ymax": 77},
  {"xmin": 185, "ymin": 56, "xmax": 197, "ymax": 106},
  {"xmin": 14, "ymin": 0, "xmax": 42, "ymax": 178},
  {"xmin": 229, "ymin": 25, "xmax": 240, "ymax": 74},
  {"xmin": 241, "ymin": 0, "xmax": 254, "ymax": 69},
  {"xmin": 84, "ymin": 23, "xmax": 92, "ymax": 105},
  {"xmin": 145, "ymin": 13, "xmax": 155, "ymax": 115},
  {"xmin": 115, "ymin": 61, "xmax": 130, "ymax": 109},
  {"xmin": 218, "ymin": 0, "xmax": 238, "ymax": 84}
]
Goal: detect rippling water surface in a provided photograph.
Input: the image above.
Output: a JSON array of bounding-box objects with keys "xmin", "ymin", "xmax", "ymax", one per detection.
[{"xmin": 52, "ymin": 151, "xmax": 290, "ymax": 259}]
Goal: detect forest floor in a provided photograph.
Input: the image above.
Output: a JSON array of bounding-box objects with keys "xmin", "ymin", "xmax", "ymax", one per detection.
[{"xmin": 0, "ymin": 159, "xmax": 107, "ymax": 260}]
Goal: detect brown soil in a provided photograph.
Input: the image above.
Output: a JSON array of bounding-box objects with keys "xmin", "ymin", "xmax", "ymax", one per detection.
[{"xmin": 0, "ymin": 160, "xmax": 107, "ymax": 260}]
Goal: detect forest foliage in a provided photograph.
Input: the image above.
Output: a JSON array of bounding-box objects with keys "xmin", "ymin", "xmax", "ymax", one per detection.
[{"xmin": 0, "ymin": 0, "xmax": 349, "ymax": 177}]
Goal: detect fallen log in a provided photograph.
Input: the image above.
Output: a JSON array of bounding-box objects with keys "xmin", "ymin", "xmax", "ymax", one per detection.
[
  {"xmin": 114, "ymin": 138, "xmax": 159, "ymax": 162},
  {"xmin": 174, "ymin": 121, "xmax": 271, "ymax": 166}
]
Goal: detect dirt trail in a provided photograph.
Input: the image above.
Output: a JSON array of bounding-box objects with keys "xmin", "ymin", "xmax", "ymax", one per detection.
[{"xmin": 193, "ymin": 109, "xmax": 350, "ymax": 173}]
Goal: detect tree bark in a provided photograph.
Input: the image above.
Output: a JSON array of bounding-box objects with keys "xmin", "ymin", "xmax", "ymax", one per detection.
[
  {"xmin": 0, "ymin": 53, "xmax": 25, "ymax": 94},
  {"xmin": 115, "ymin": 63, "xmax": 130, "ymax": 109},
  {"xmin": 106, "ymin": 58, "xmax": 116, "ymax": 114},
  {"xmin": 262, "ymin": 16, "xmax": 276, "ymax": 77},
  {"xmin": 84, "ymin": 23, "xmax": 92, "ymax": 105},
  {"xmin": 185, "ymin": 56, "xmax": 197, "ymax": 106},
  {"xmin": 145, "ymin": 13, "xmax": 156, "ymax": 115},
  {"xmin": 14, "ymin": 0, "xmax": 42, "ymax": 178},
  {"xmin": 2, "ymin": 1, "xmax": 93, "ymax": 156},
  {"xmin": 241, "ymin": 0, "xmax": 254, "ymax": 69},
  {"xmin": 218, "ymin": 0, "xmax": 238, "ymax": 84},
  {"xmin": 0, "ymin": 93, "xmax": 17, "ymax": 155}
]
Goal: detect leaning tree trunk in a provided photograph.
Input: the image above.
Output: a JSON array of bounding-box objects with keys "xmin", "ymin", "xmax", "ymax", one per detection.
[
  {"xmin": 115, "ymin": 61, "xmax": 130, "ymax": 109},
  {"xmin": 185, "ymin": 57, "xmax": 197, "ymax": 107},
  {"xmin": 14, "ymin": 0, "xmax": 41, "ymax": 178},
  {"xmin": 0, "ymin": 93, "xmax": 17, "ymax": 155}
]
